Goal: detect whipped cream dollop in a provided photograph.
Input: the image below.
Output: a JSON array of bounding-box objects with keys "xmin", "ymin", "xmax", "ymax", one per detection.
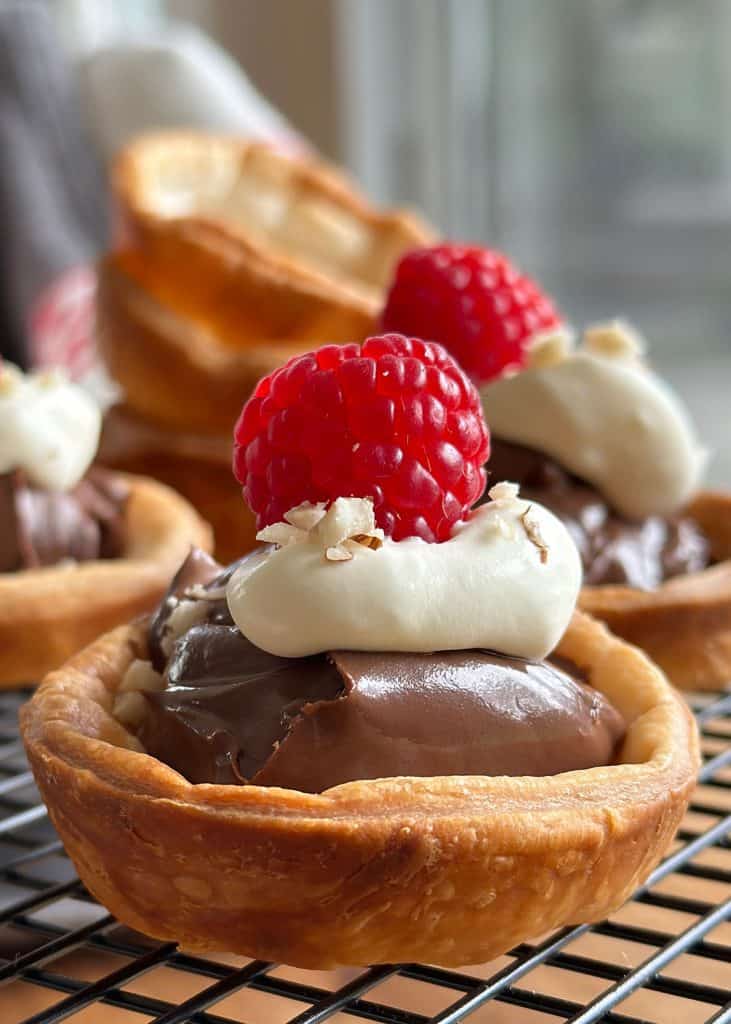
[
  {"xmin": 0, "ymin": 364, "xmax": 101, "ymax": 492},
  {"xmin": 480, "ymin": 322, "xmax": 706, "ymax": 520},
  {"xmin": 227, "ymin": 485, "xmax": 581, "ymax": 661}
]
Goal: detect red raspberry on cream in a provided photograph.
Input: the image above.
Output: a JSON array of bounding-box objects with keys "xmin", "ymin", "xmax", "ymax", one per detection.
[
  {"xmin": 233, "ymin": 334, "xmax": 490, "ymax": 542},
  {"xmin": 381, "ymin": 244, "xmax": 562, "ymax": 384}
]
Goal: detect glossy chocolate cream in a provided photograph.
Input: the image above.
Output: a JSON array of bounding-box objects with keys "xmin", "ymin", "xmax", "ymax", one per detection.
[
  {"xmin": 0, "ymin": 467, "xmax": 128, "ymax": 572},
  {"xmin": 486, "ymin": 438, "xmax": 709, "ymax": 589},
  {"xmin": 138, "ymin": 550, "xmax": 625, "ymax": 793}
]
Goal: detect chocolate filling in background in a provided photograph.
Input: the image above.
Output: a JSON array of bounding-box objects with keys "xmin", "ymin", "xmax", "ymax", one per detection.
[
  {"xmin": 486, "ymin": 438, "xmax": 709, "ymax": 589},
  {"xmin": 138, "ymin": 550, "xmax": 625, "ymax": 793},
  {"xmin": 0, "ymin": 467, "xmax": 129, "ymax": 571}
]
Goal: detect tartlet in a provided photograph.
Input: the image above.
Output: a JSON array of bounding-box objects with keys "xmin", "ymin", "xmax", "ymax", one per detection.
[
  {"xmin": 20, "ymin": 609, "xmax": 698, "ymax": 967},
  {"xmin": 97, "ymin": 132, "xmax": 435, "ymax": 435},
  {"xmin": 380, "ymin": 243, "xmax": 729, "ymax": 690},
  {"xmin": 579, "ymin": 490, "xmax": 731, "ymax": 690},
  {"xmin": 1, "ymin": 473, "xmax": 211, "ymax": 686},
  {"xmin": 480, "ymin": 330, "xmax": 730, "ymax": 691},
  {"xmin": 0, "ymin": 363, "xmax": 212, "ymax": 686}
]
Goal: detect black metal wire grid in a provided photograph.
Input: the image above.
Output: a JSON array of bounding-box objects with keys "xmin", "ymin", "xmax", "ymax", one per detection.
[{"xmin": 0, "ymin": 687, "xmax": 729, "ymax": 1024}]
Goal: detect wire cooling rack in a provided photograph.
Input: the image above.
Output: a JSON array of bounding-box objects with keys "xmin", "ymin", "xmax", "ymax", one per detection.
[{"xmin": 0, "ymin": 688, "xmax": 729, "ymax": 1024}]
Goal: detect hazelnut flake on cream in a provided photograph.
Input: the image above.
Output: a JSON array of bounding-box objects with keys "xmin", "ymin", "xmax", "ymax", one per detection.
[
  {"xmin": 257, "ymin": 498, "xmax": 385, "ymax": 563},
  {"xmin": 525, "ymin": 328, "xmax": 574, "ymax": 369},
  {"xmin": 520, "ymin": 507, "xmax": 550, "ymax": 564},
  {"xmin": 583, "ymin": 320, "xmax": 645, "ymax": 360}
]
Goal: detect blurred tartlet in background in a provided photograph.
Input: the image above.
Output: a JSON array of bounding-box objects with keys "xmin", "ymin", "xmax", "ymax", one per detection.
[
  {"xmin": 0, "ymin": 363, "xmax": 211, "ymax": 686},
  {"xmin": 95, "ymin": 132, "xmax": 434, "ymax": 557},
  {"xmin": 381, "ymin": 243, "xmax": 731, "ymax": 690}
]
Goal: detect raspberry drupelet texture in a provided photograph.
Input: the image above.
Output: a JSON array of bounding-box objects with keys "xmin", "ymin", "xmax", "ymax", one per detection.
[
  {"xmin": 381, "ymin": 244, "xmax": 562, "ymax": 384},
  {"xmin": 233, "ymin": 334, "xmax": 490, "ymax": 542}
]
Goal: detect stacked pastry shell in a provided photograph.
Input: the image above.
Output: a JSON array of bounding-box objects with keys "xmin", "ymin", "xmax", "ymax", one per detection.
[{"xmin": 96, "ymin": 133, "xmax": 435, "ymax": 557}]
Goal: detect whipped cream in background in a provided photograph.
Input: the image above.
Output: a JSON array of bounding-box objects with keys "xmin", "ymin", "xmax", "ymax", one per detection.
[
  {"xmin": 480, "ymin": 322, "xmax": 706, "ymax": 520},
  {"xmin": 0, "ymin": 364, "xmax": 101, "ymax": 492},
  {"xmin": 227, "ymin": 486, "xmax": 582, "ymax": 661}
]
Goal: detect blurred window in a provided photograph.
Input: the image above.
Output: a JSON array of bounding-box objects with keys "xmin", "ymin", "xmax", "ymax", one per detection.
[{"xmin": 337, "ymin": 0, "xmax": 731, "ymax": 355}]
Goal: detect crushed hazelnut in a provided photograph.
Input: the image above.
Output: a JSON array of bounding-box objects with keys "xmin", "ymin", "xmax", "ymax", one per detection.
[
  {"xmin": 256, "ymin": 522, "xmax": 306, "ymax": 547},
  {"xmin": 352, "ymin": 533, "xmax": 383, "ymax": 551},
  {"xmin": 114, "ymin": 659, "xmax": 165, "ymax": 728},
  {"xmin": 487, "ymin": 480, "xmax": 521, "ymax": 507},
  {"xmin": 520, "ymin": 507, "xmax": 550, "ymax": 563},
  {"xmin": 318, "ymin": 497, "xmax": 374, "ymax": 548},
  {"xmin": 284, "ymin": 501, "xmax": 327, "ymax": 531},
  {"xmin": 583, "ymin": 320, "xmax": 645, "ymax": 360},
  {"xmin": 326, "ymin": 546, "xmax": 353, "ymax": 562},
  {"xmin": 163, "ymin": 600, "xmax": 208, "ymax": 653},
  {"xmin": 257, "ymin": 497, "xmax": 385, "ymax": 563},
  {"xmin": 525, "ymin": 329, "xmax": 573, "ymax": 369}
]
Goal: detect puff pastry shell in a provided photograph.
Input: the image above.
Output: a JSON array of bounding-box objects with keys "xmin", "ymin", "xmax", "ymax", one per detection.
[{"xmin": 21, "ymin": 611, "xmax": 698, "ymax": 967}]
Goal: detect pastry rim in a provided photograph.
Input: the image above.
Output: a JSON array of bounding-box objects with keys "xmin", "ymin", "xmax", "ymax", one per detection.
[
  {"xmin": 21, "ymin": 609, "xmax": 699, "ymax": 967},
  {"xmin": 114, "ymin": 130, "xmax": 435, "ymax": 301},
  {"xmin": 579, "ymin": 489, "xmax": 731, "ymax": 689},
  {"xmin": 0, "ymin": 474, "xmax": 212, "ymax": 686}
]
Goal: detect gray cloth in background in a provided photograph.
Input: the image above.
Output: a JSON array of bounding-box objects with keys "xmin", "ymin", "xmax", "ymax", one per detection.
[{"xmin": 0, "ymin": 1, "xmax": 107, "ymax": 365}]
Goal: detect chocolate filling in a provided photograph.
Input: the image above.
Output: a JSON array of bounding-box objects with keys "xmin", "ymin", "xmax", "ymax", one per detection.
[
  {"xmin": 486, "ymin": 438, "xmax": 709, "ymax": 589},
  {"xmin": 138, "ymin": 550, "xmax": 625, "ymax": 793},
  {"xmin": 0, "ymin": 467, "xmax": 129, "ymax": 572}
]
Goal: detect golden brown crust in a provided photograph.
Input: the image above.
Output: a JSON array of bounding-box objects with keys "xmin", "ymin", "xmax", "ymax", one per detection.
[
  {"xmin": 98, "ymin": 405, "xmax": 257, "ymax": 564},
  {"xmin": 0, "ymin": 475, "xmax": 211, "ymax": 687},
  {"xmin": 580, "ymin": 490, "xmax": 731, "ymax": 690},
  {"xmin": 96, "ymin": 259, "xmax": 315, "ymax": 436},
  {"xmin": 21, "ymin": 610, "xmax": 698, "ymax": 967},
  {"xmin": 100, "ymin": 132, "xmax": 436, "ymax": 434},
  {"xmin": 114, "ymin": 133, "xmax": 434, "ymax": 294}
]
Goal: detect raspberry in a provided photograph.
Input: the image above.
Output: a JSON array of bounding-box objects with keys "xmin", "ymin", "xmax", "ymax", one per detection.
[
  {"xmin": 381, "ymin": 244, "xmax": 562, "ymax": 383},
  {"xmin": 233, "ymin": 334, "xmax": 490, "ymax": 542}
]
